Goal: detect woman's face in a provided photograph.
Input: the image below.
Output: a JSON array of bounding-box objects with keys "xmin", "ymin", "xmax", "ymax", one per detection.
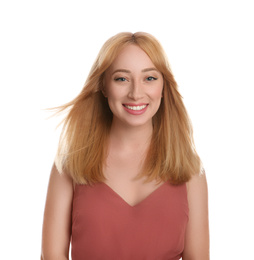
[{"xmin": 104, "ymin": 44, "xmax": 164, "ymax": 129}]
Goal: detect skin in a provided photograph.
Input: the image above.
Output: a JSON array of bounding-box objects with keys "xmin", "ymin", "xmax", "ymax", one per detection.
[
  {"xmin": 41, "ymin": 44, "xmax": 209, "ymax": 259},
  {"xmin": 102, "ymin": 44, "xmax": 165, "ymax": 204},
  {"xmin": 41, "ymin": 165, "xmax": 73, "ymax": 260},
  {"xmin": 104, "ymin": 44, "xmax": 164, "ymax": 131},
  {"xmin": 183, "ymin": 173, "xmax": 210, "ymax": 259}
]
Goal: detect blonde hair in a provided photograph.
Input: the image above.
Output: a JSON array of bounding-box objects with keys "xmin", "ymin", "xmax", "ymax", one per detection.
[{"xmin": 54, "ymin": 32, "xmax": 201, "ymax": 185}]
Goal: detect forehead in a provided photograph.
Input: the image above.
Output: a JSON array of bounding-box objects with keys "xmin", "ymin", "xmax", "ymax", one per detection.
[{"xmin": 108, "ymin": 44, "xmax": 156, "ymax": 72}]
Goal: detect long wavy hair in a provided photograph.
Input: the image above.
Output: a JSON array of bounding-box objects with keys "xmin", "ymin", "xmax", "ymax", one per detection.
[{"xmin": 54, "ymin": 32, "xmax": 202, "ymax": 185}]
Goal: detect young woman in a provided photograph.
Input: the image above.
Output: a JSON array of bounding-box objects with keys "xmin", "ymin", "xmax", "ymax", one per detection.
[{"xmin": 41, "ymin": 32, "xmax": 209, "ymax": 260}]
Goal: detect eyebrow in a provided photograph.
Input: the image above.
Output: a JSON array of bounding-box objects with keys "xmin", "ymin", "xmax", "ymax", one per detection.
[{"xmin": 112, "ymin": 67, "xmax": 158, "ymax": 75}]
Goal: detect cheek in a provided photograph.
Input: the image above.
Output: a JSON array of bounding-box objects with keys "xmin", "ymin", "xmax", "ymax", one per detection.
[
  {"xmin": 150, "ymin": 84, "xmax": 164, "ymax": 99},
  {"xmin": 106, "ymin": 87, "xmax": 124, "ymax": 101},
  {"xmin": 106, "ymin": 86, "xmax": 126, "ymax": 113}
]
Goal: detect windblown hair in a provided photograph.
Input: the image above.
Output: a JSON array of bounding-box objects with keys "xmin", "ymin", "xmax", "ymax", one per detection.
[{"xmin": 54, "ymin": 32, "xmax": 202, "ymax": 185}]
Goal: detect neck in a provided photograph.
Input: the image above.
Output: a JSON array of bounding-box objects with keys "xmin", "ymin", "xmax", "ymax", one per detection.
[{"xmin": 109, "ymin": 119, "xmax": 153, "ymax": 151}]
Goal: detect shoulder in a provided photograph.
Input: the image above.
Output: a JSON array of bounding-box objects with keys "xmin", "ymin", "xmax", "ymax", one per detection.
[
  {"xmin": 186, "ymin": 169, "xmax": 208, "ymax": 195},
  {"xmin": 186, "ymin": 169, "xmax": 209, "ymax": 218},
  {"xmin": 41, "ymin": 164, "xmax": 74, "ymax": 258},
  {"xmin": 183, "ymin": 170, "xmax": 210, "ymax": 259},
  {"xmin": 49, "ymin": 164, "xmax": 74, "ymax": 192}
]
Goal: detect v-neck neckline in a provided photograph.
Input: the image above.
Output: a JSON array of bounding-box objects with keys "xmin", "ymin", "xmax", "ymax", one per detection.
[{"xmin": 101, "ymin": 181, "xmax": 168, "ymax": 208}]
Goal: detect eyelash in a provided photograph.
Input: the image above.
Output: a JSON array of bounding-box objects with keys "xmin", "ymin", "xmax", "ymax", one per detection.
[
  {"xmin": 114, "ymin": 76, "xmax": 158, "ymax": 82},
  {"xmin": 146, "ymin": 76, "xmax": 158, "ymax": 81},
  {"xmin": 114, "ymin": 77, "xmax": 127, "ymax": 82}
]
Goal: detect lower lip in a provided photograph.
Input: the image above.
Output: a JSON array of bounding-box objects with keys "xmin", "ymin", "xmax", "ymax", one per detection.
[{"xmin": 123, "ymin": 105, "xmax": 148, "ymax": 115}]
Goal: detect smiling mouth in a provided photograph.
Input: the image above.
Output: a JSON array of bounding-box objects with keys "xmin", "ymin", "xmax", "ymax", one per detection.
[{"xmin": 123, "ymin": 104, "xmax": 148, "ymax": 111}]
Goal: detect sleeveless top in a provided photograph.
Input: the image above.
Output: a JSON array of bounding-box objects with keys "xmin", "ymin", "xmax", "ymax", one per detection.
[{"xmin": 71, "ymin": 181, "xmax": 189, "ymax": 260}]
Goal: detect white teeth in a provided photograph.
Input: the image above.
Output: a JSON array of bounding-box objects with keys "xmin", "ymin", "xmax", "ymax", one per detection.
[{"xmin": 125, "ymin": 105, "xmax": 147, "ymax": 111}]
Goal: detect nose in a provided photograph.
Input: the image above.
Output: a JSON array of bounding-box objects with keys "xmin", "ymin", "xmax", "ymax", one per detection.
[{"xmin": 127, "ymin": 80, "xmax": 144, "ymax": 100}]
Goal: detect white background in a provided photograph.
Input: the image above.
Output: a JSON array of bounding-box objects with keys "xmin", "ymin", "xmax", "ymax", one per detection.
[{"xmin": 1, "ymin": 0, "xmax": 253, "ymax": 259}]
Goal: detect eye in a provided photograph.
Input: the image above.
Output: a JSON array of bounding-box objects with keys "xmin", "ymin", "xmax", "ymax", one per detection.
[
  {"xmin": 146, "ymin": 76, "xmax": 158, "ymax": 81},
  {"xmin": 114, "ymin": 77, "xmax": 127, "ymax": 82}
]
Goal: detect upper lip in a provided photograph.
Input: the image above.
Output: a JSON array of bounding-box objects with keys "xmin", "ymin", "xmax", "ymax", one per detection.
[{"xmin": 123, "ymin": 103, "xmax": 148, "ymax": 106}]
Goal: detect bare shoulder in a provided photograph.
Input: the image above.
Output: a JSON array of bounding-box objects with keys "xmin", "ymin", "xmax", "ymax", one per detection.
[
  {"xmin": 41, "ymin": 164, "xmax": 74, "ymax": 259},
  {"xmin": 48, "ymin": 164, "xmax": 74, "ymax": 191},
  {"xmin": 186, "ymin": 169, "xmax": 208, "ymax": 194},
  {"xmin": 186, "ymin": 170, "xmax": 209, "ymax": 227},
  {"xmin": 183, "ymin": 170, "xmax": 210, "ymax": 260}
]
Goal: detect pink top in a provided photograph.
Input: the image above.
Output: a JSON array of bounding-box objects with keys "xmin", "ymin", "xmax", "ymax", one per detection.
[{"xmin": 71, "ymin": 181, "xmax": 189, "ymax": 260}]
